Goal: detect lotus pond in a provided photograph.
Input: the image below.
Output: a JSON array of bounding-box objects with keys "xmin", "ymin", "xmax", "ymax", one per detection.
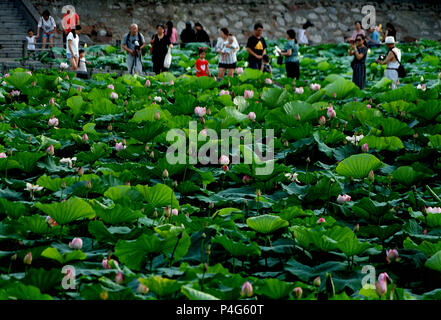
[{"xmin": 1, "ymin": 39, "xmax": 441, "ymax": 300}]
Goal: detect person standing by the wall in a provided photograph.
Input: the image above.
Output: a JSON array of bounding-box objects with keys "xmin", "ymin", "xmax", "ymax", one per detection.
[
  {"xmin": 246, "ymin": 23, "xmax": 267, "ymax": 70},
  {"xmin": 150, "ymin": 24, "xmax": 173, "ymax": 75},
  {"xmin": 298, "ymin": 21, "xmax": 313, "ymax": 45},
  {"xmin": 376, "ymin": 36, "xmax": 401, "ymax": 89},
  {"xmin": 122, "ymin": 24, "xmax": 146, "ymax": 75},
  {"xmin": 180, "ymin": 22, "xmax": 196, "ymax": 47},
  {"xmin": 165, "ymin": 21, "xmax": 178, "ymax": 44},
  {"xmin": 194, "ymin": 22, "xmax": 210, "ymax": 44},
  {"xmin": 349, "ymin": 34, "xmax": 368, "ymax": 89},
  {"xmin": 278, "ymin": 29, "xmax": 300, "ymax": 79},
  {"xmin": 36, "ymin": 10, "xmax": 57, "ymax": 50},
  {"xmin": 62, "ymin": 8, "xmax": 80, "ymax": 46}
]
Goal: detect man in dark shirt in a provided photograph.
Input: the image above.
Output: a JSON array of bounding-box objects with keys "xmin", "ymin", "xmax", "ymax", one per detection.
[
  {"xmin": 247, "ymin": 23, "xmax": 267, "ymax": 70},
  {"xmin": 194, "ymin": 22, "xmax": 210, "ymax": 44}
]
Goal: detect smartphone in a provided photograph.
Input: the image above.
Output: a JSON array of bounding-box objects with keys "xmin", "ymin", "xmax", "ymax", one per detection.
[{"xmin": 349, "ymin": 39, "xmax": 355, "ymax": 45}]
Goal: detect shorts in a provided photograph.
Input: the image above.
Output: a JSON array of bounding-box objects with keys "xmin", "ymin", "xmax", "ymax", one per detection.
[
  {"xmin": 218, "ymin": 62, "xmax": 237, "ymax": 69},
  {"xmin": 43, "ymin": 33, "xmax": 55, "ymax": 39},
  {"xmin": 67, "ymin": 53, "xmax": 73, "ymax": 59}
]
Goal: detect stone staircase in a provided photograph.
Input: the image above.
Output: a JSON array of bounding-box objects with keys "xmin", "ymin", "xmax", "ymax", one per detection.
[
  {"xmin": 0, "ymin": 0, "xmax": 34, "ymax": 58},
  {"xmin": 0, "ymin": 0, "xmax": 64, "ymax": 59}
]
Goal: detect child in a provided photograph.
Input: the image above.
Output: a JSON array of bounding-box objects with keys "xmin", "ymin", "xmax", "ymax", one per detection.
[
  {"xmin": 26, "ymin": 29, "xmax": 36, "ymax": 58},
  {"xmin": 195, "ymin": 47, "xmax": 211, "ymax": 77},
  {"xmin": 77, "ymin": 49, "xmax": 90, "ymax": 72},
  {"xmin": 221, "ymin": 33, "xmax": 236, "ymax": 59},
  {"xmin": 261, "ymin": 54, "xmax": 272, "ymax": 74}
]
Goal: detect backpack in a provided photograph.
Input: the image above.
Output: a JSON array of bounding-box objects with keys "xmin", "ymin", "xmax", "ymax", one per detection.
[
  {"xmin": 389, "ymin": 48, "xmax": 406, "ymax": 78},
  {"xmin": 125, "ymin": 32, "xmax": 144, "ymax": 48}
]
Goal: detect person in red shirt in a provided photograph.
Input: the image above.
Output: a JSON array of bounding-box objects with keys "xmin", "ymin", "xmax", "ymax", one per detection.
[
  {"xmin": 195, "ymin": 47, "xmax": 211, "ymax": 77},
  {"xmin": 62, "ymin": 8, "xmax": 80, "ymax": 46}
]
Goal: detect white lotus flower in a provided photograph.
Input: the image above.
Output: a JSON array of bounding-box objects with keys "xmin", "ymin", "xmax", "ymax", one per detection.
[
  {"xmin": 285, "ymin": 172, "xmax": 300, "ymax": 183},
  {"xmin": 59, "ymin": 157, "xmax": 77, "ymax": 168}
]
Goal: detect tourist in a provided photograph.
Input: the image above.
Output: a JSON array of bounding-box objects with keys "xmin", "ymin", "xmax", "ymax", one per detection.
[
  {"xmin": 366, "ymin": 26, "xmax": 381, "ymax": 48},
  {"xmin": 77, "ymin": 49, "xmax": 90, "ymax": 72},
  {"xmin": 277, "ymin": 29, "xmax": 300, "ymax": 79},
  {"xmin": 36, "ymin": 10, "xmax": 57, "ymax": 50},
  {"xmin": 194, "ymin": 22, "xmax": 210, "ymax": 44},
  {"xmin": 26, "ymin": 29, "xmax": 36, "ymax": 58},
  {"xmin": 376, "ymin": 36, "xmax": 401, "ymax": 89},
  {"xmin": 346, "ymin": 21, "xmax": 366, "ymax": 42},
  {"xmin": 349, "ymin": 33, "xmax": 368, "ymax": 89},
  {"xmin": 180, "ymin": 22, "xmax": 196, "ymax": 47},
  {"xmin": 261, "ymin": 54, "xmax": 272, "ymax": 75},
  {"xmin": 215, "ymin": 28, "xmax": 239, "ymax": 79},
  {"xmin": 165, "ymin": 21, "xmax": 178, "ymax": 44},
  {"xmin": 298, "ymin": 20, "xmax": 314, "ymax": 45},
  {"xmin": 247, "ymin": 23, "xmax": 267, "ymax": 70},
  {"xmin": 195, "ymin": 47, "xmax": 211, "ymax": 77},
  {"xmin": 62, "ymin": 7, "xmax": 80, "ymax": 46},
  {"xmin": 122, "ymin": 24, "xmax": 146, "ymax": 75},
  {"xmin": 66, "ymin": 25, "xmax": 81, "ymax": 70},
  {"xmin": 384, "ymin": 23, "xmax": 397, "ymax": 42},
  {"xmin": 151, "ymin": 24, "xmax": 173, "ymax": 75}
]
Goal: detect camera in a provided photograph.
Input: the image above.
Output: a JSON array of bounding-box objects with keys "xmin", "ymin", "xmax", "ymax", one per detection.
[
  {"xmin": 134, "ymin": 40, "xmax": 141, "ymax": 51},
  {"xmin": 378, "ymin": 54, "xmax": 386, "ymax": 61}
]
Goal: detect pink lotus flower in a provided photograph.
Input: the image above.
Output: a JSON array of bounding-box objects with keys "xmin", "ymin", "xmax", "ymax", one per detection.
[
  {"xmin": 236, "ymin": 67, "xmax": 244, "ymax": 74},
  {"xmin": 293, "ymin": 287, "xmax": 303, "ymax": 299},
  {"xmin": 164, "ymin": 206, "xmax": 171, "ymax": 217},
  {"xmin": 366, "ymin": 104, "xmax": 372, "ymax": 109},
  {"xmin": 65, "ymin": 75, "xmax": 70, "ymax": 80},
  {"xmin": 386, "ymin": 248, "xmax": 400, "ymax": 263},
  {"xmin": 69, "ymin": 237, "xmax": 83, "ymax": 250},
  {"xmin": 295, "ymin": 87, "xmax": 304, "ymax": 94},
  {"xmin": 60, "ymin": 62, "xmax": 69, "ymax": 69},
  {"xmin": 219, "ymin": 89, "xmax": 229, "ymax": 96},
  {"xmin": 48, "ymin": 116, "xmax": 59, "ymax": 127},
  {"xmin": 171, "ymin": 208, "xmax": 178, "ymax": 216},
  {"xmin": 265, "ymin": 78, "xmax": 273, "ymax": 85},
  {"xmin": 145, "ymin": 79, "xmax": 151, "ymax": 87},
  {"xmin": 417, "ymin": 84, "xmax": 427, "ymax": 91},
  {"xmin": 219, "ymin": 155, "xmax": 230, "ymax": 166},
  {"xmin": 243, "ymin": 175, "xmax": 250, "ymax": 183},
  {"xmin": 376, "ymin": 278, "xmax": 387, "ymax": 296},
  {"xmin": 45, "ymin": 216, "xmax": 58, "ymax": 227},
  {"xmin": 77, "ymin": 86, "xmax": 82, "ymax": 92},
  {"xmin": 137, "ymin": 283, "xmax": 149, "ymax": 294},
  {"xmin": 23, "ymin": 252, "xmax": 32, "ymax": 265},
  {"xmin": 107, "ymin": 84, "xmax": 114, "ymax": 90},
  {"xmin": 248, "ymin": 112, "xmax": 256, "ymax": 121},
  {"xmin": 26, "ymin": 71, "xmax": 32, "ymax": 76},
  {"xmin": 1, "ymin": 81, "xmax": 6, "ymax": 86},
  {"xmin": 317, "ymin": 217, "xmax": 326, "ymax": 224},
  {"xmin": 0, "ymin": 153, "xmax": 7, "ymax": 159},
  {"xmin": 194, "ymin": 106, "xmax": 206, "ymax": 118},
  {"xmin": 32, "ymin": 80, "xmax": 36, "ymax": 87},
  {"xmin": 337, "ymin": 194, "xmax": 351, "ymax": 203},
  {"xmin": 361, "ymin": 143, "xmax": 369, "ymax": 153},
  {"xmin": 426, "ymin": 207, "xmax": 441, "ymax": 214},
  {"xmin": 110, "ymin": 92, "xmax": 118, "ymax": 100},
  {"xmin": 318, "ymin": 115, "xmax": 326, "ymax": 125},
  {"xmin": 10, "ymin": 90, "xmax": 20, "ymax": 97},
  {"xmin": 153, "ymin": 96, "xmax": 162, "ymax": 103},
  {"xmin": 115, "ymin": 271, "xmax": 124, "ymax": 284},
  {"xmin": 240, "ymin": 281, "xmax": 253, "ymax": 297},
  {"xmin": 46, "ymin": 144, "xmax": 55, "ymax": 156},
  {"xmin": 154, "ymin": 111, "xmax": 160, "ymax": 120},
  {"xmin": 310, "ymin": 83, "xmax": 321, "ymax": 91},
  {"xmin": 102, "ymin": 258, "xmax": 119, "ymax": 269},
  {"xmin": 327, "ymin": 106, "xmax": 336, "ymax": 119},
  {"xmin": 115, "ymin": 142, "xmax": 126, "ymax": 151},
  {"xmin": 49, "ymin": 97, "xmax": 55, "ymax": 106},
  {"xmin": 4, "ymin": 73, "xmax": 10, "ymax": 78},
  {"xmin": 244, "ymin": 90, "xmax": 254, "ymax": 99},
  {"xmin": 169, "ymin": 80, "xmax": 174, "ymax": 86},
  {"xmin": 200, "ymin": 128, "xmax": 208, "ymax": 137},
  {"xmin": 82, "ymin": 133, "xmax": 89, "ymax": 142}
]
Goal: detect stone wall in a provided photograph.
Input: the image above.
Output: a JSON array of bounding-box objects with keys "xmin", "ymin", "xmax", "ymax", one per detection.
[{"xmin": 30, "ymin": 0, "xmax": 441, "ymax": 45}]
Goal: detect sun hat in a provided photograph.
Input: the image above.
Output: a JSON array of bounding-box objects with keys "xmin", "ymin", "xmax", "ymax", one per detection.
[{"xmin": 385, "ymin": 36, "xmax": 395, "ymax": 44}]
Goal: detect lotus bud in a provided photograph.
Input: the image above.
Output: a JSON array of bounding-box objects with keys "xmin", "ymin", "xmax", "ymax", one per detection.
[
  {"xmin": 209, "ymin": 202, "xmax": 214, "ymax": 209},
  {"xmin": 153, "ymin": 210, "xmax": 158, "ymax": 218},
  {"xmin": 82, "ymin": 133, "xmax": 89, "ymax": 142},
  {"xmin": 248, "ymin": 112, "xmax": 256, "ymax": 121},
  {"xmin": 78, "ymin": 167, "xmax": 84, "ymax": 177},
  {"xmin": 313, "ymin": 276, "xmax": 321, "ymax": 287},
  {"xmin": 137, "ymin": 283, "xmax": 149, "ymax": 294},
  {"xmin": 284, "ymin": 140, "xmax": 289, "ymax": 147},
  {"xmin": 150, "ymin": 151, "xmax": 155, "ymax": 158},
  {"xmin": 293, "ymin": 287, "xmax": 303, "ymax": 299},
  {"xmin": 164, "ymin": 206, "xmax": 171, "ymax": 217},
  {"xmin": 317, "ymin": 217, "xmax": 326, "ymax": 224},
  {"xmin": 240, "ymin": 281, "xmax": 253, "ymax": 297},
  {"xmin": 172, "ymin": 208, "xmax": 178, "ymax": 216},
  {"xmin": 306, "ymin": 157, "xmax": 311, "ymax": 163},
  {"xmin": 386, "ymin": 249, "xmax": 400, "ymax": 263},
  {"xmin": 256, "ymin": 189, "xmax": 261, "ymax": 197},
  {"xmin": 154, "ymin": 111, "xmax": 160, "ymax": 120},
  {"xmin": 11, "ymin": 253, "xmax": 17, "ymax": 261},
  {"xmin": 206, "ymin": 108, "xmax": 212, "ymax": 115},
  {"xmin": 85, "ymin": 180, "xmax": 92, "ymax": 189},
  {"xmin": 242, "ymin": 175, "xmax": 250, "ymax": 184},
  {"xmin": 319, "ymin": 116, "xmax": 326, "ymax": 125},
  {"xmin": 361, "ymin": 143, "xmax": 369, "ymax": 153},
  {"xmin": 173, "ymin": 180, "xmax": 178, "ymax": 188},
  {"xmin": 202, "ymin": 233, "xmax": 206, "ymax": 238},
  {"xmin": 23, "ymin": 252, "xmax": 32, "ymax": 265},
  {"xmin": 368, "ymin": 170, "xmax": 375, "ymax": 181},
  {"xmin": 145, "ymin": 79, "xmax": 151, "ymax": 87},
  {"xmin": 107, "ymin": 124, "xmax": 113, "ymax": 131},
  {"xmin": 115, "ymin": 271, "xmax": 124, "ymax": 284},
  {"xmin": 145, "ymin": 144, "xmax": 150, "ymax": 152},
  {"xmin": 162, "ymin": 169, "xmax": 169, "ymax": 178},
  {"xmin": 69, "ymin": 237, "xmax": 83, "ymax": 250},
  {"xmin": 296, "ymin": 113, "xmax": 301, "ymax": 121},
  {"xmin": 49, "ymin": 97, "xmax": 55, "ymax": 106},
  {"xmin": 46, "ymin": 144, "xmax": 55, "ymax": 156},
  {"xmin": 376, "ymin": 279, "xmax": 387, "ymax": 296},
  {"xmin": 354, "ymin": 224, "xmax": 360, "ymax": 232}
]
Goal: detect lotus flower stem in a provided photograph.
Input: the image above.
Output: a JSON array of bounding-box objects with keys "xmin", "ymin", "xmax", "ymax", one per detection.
[
  {"xmin": 426, "ymin": 185, "xmax": 441, "ymax": 205},
  {"xmin": 169, "ymin": 232, "xmax": 182, "ymax": 267}
]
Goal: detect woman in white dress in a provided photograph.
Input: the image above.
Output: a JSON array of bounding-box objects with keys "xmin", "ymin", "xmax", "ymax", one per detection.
[{"xmin": 298, "ymin": 21, "xmax": 313, "ymax": 45}]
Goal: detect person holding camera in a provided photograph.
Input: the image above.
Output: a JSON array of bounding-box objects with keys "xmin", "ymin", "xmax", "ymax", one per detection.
[
  {"xmin": 349, "ymin": 34, "xmax": 368, "ymax": 89},
  {"xmin": 150, "ymin": 24, "xmax": 173, "ymax": 75},
  {"xmin": 376, "ymin": 36, "xmax": 401, "ymax": 89},
  {"xmin": 122, "ymin": 24, "xmax": 146, "ymax": 75}
]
